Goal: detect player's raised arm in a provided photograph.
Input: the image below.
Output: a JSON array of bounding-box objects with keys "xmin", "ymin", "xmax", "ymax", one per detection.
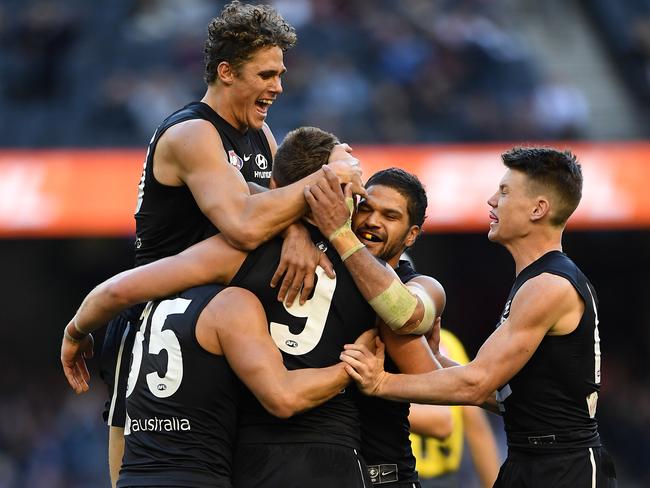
[{"xmin": 305, "ymin": 167, "xmax": 443, "ymax": 335}]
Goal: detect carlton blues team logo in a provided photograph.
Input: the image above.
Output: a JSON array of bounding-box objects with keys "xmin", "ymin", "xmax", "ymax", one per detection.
[{"xmin": 228, "ymin": 150, "xmax": 243, "ymax": 170}]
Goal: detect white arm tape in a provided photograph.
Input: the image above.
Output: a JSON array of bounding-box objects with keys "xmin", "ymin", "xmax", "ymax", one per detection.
[{"xmin": 407, "ymin": 284, "xmax": 437, "ymax": 335}]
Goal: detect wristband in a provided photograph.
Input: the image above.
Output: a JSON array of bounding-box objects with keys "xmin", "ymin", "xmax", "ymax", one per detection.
[
  {"xmin": 64, "ymin": 320, "xmax": 88, "ymax": 343},
  {"xmin": 64, "ymin": 327, "xmax": 81, "ymax": 344},
  {"xmin": 328, "ymin": 196, "xmax": 364, "ymax": 260}
]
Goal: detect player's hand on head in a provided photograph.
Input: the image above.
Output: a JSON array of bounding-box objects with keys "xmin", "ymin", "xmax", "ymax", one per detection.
[
  {"xmin": 325, "ymin": 149, "xmax": 367, "ymax": 198},
  {"xmin": 61, "ymin": 322, "xmax": 94, "ymax": 394},
  {"xmin": 304, "ymin": 167, "xmax": 354, "ymax": 238},
  {"xmin": 272, "ymin": 223, "xmax": 325, "ymax": 307},
  {"xmin": 340, "ymin": 336, "xmax": 386, "ymax": 396}
]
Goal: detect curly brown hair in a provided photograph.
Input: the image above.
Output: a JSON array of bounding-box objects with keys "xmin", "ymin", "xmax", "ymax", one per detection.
[{"xmin": 204, "ymin": 1, "xmax": 297, "ymax": 84}]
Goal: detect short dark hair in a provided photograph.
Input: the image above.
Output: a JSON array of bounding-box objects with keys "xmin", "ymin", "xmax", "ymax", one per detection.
[
  {"xmin": 204, "ymin": 1, "xmax": 297, "ymax": 84},
  {"xmin": 272, "ymin": 127, "xmax": 339, "ymax": 186},
  {"xmin": 365, "ymin": 168, "xmax": 428, "ymax": 228},
  {"xmin": 501, "ymin": 146, "xmax": 582, "ymax": 226}
]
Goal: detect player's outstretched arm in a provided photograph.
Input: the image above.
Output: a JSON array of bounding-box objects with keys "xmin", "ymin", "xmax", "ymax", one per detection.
[
  {"xmin": 60, "ymin": 234, "xmax": 247, "ymax": 393},
  {"xmin": 305, "ymin": 167, "xmax": 444, "ymax": 335},
  {"xmin": 162, "ymin": 121, "xmax": 364, "ymax": 251},
  {"xmin": 341, "ymin": 274, "xmax": 577, "ymax": 406},
  {"xmin": 202, "ymin": 288, "xmax": 375, "ymax": 418}
]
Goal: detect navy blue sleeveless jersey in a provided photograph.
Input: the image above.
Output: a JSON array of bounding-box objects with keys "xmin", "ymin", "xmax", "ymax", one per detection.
[
  {"xmin": 357, "ymin": 259, "xmax": 421, "ymax": 484},
  {"xmin": 495, "ymin": 251, "xmax": 602, "ymax": 452},
  {"xmin": 117, "ymin": 285, "xmax": 238, "ymax": 488},
  {"xmin": 229, "ymin": 225, "xmax": 376, "ymax": 449},
  {"xmin": 133, "ymin": 101, "xmax": 272, "ymax": 266},
  {"xmin": 101, "ymin": 101, "xmax": 272, "ymax": 428}
]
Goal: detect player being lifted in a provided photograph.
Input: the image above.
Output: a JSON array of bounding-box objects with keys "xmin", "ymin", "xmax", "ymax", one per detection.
[{"xmin": 63, "ymin": 127, "xmax": 439, "ymax": 487}]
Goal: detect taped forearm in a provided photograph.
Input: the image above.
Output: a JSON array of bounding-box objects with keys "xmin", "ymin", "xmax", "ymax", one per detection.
[{"xmin": 368, "ymin": 281, "xmax": 437, "ymax": 334}]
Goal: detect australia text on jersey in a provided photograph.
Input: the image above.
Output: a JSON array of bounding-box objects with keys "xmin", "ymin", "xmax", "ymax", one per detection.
[{"xmin": 129, "ymin": 416, "xmax": 191, "ymax": 432}]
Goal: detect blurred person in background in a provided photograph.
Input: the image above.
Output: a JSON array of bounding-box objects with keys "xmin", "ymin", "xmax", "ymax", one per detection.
[
  {"xmin": 410, "ymin": 327, "xmax": 500, "ymax": 488},
  {"xmin": 83, "ymin": 2, "xmax": 363, "ymax": 485},
  {"xmin": 343, "ymin": 147, "xmax": 618, "ymax": 487}
]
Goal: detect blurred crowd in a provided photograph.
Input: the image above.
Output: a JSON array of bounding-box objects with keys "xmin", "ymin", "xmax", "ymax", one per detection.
[
  {"xmin": 0, "ymin": 1, "xmax": 649, "ymax": 487},
  {"xmin": 584, "ymin": 0, "xmax": 650, "ymax": 115},
  {"xmin": 0, "ymin": 379, "xmax": 109, "ymax": 488},
  {"xmin": 0, "ymin": 0, "xmax": 598, "ymax": 147}
]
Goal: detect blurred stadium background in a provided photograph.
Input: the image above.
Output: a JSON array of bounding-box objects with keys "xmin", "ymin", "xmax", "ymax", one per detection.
[{"xmin": 0, "ymin": 0, "xmax": 649, "ymax": 486}]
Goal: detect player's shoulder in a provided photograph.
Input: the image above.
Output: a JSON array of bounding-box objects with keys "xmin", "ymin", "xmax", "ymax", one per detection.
[
  {"xmin": 519, "ymin": 271, "xmax": 576, "ymax": 296},
  {"xmin": 161, "ymin": 118, "xmax": 222, "ymax": 148},
  {"xmin": 512, "ymin": 273, "xmax": 581, "ymax": 323}
]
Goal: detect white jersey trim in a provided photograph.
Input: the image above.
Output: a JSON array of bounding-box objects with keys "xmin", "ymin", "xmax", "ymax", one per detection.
[
  {"xmin": 589, "ymin": 447, "xmax": 596, "ymax": 488},
  {"xmin": 107, "ymin": 323, "xmax": 132, "ymax": 426}
]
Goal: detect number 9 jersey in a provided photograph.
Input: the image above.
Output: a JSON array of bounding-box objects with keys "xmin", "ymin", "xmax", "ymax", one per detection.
[{"xmin": 230, "ymin": 225, "xmax": 376, "ymax": 450}]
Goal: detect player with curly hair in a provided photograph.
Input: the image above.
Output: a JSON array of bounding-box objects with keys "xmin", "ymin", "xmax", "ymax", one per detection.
[{"xmin": 97, "ymin": 2, "xmax": 364, "ymax": 485}]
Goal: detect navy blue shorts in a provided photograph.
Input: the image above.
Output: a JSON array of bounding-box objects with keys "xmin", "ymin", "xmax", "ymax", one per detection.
[
  {"xmin": 494, "ymin": 447, "xmax": 616, "ymax": 488},
  {"xmin": 233, "ymin": 443, "xmax": 372, "ymax": 488}
]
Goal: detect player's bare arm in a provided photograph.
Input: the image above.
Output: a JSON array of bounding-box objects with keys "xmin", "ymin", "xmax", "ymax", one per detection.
[
  {"xmin": 156, "ymin": 120, "xmax": 364, "ymax": 251},
  {"xmin": 341, "ymin": 273, "xmax": 582, "ymax": 406},
  {"xmin": 408, "ymin": 404, "xmax": 453, "ymax": 440},
  {"xmin": 305, "ymin": 167, "xmax": 442, "ymax": 334},
  {"xmin": 197, "ymin": 287, "xmax": 376, "ymax": 418},
  {"xmin": 61, "ymin": 234, "xmax": 248, "ymax": 393}
]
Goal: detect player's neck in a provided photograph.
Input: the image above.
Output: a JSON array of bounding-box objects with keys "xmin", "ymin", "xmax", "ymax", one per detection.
[
  {"xmin": 386, "ymin": 253, "xmax": 402, "ymax": 270},
  {"xmin": 201, "ymin": 86, "xmax": 248, "ymax": 133},
  {"xmin": 507, "ymin": 233, "xmax": 563, "ymax": 275}
]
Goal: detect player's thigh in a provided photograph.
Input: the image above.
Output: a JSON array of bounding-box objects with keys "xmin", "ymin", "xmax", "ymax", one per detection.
[{"xmin": 233, "ymin": 443, "xmax": 372, "ymax": 488}]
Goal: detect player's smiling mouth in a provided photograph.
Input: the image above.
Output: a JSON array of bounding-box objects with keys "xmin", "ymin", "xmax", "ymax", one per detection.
[
  {"xmin": 255, "ymin": 98, "xmax": 273, "ymax": 113},
  {"xmin": 357, "ymin": 229, "xmax": 383, "ymax": 243}
]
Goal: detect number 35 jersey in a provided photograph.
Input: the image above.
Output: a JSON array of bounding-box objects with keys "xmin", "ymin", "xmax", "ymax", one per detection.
[
  {"xmin": 230, "ymin": 226, "xmax": 376, "ymax": 449},
  {"xmin": 119, "ymin": 285, "xmax": 238, "ymax": 488}
]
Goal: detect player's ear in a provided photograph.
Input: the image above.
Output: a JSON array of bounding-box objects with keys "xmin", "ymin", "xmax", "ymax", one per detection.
[
  {"xmin": 217, "ymin": 61, "xmax": 235, "ymax": 85},
  {"xmin": 531, "ymin": 197, "xmax": 550, "ymax": 222},
  {"xmin": 404, "ymin": 225, "xmax": 420, "ymax": 248}
]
